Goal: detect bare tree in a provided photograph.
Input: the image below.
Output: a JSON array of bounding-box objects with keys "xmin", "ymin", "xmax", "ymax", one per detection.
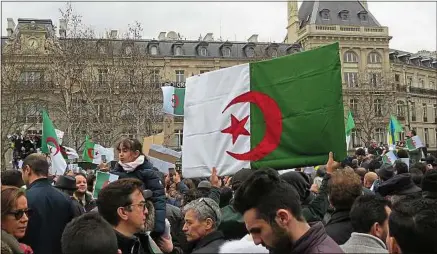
[{"xmin": 343, "ymin": 70, "xmax": 397, "ymax": 146}]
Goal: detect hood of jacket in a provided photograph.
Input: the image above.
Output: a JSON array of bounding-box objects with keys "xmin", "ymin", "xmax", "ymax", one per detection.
[
  {"xmin": 1, "ymin": 230, "xmax": 24, "ymax": 254},
  {"xmin": 219, "ymin": 234, "xmax": 268, "ymax": 253},
  {"xmin": 280, "ymin": 171, "xmax": 311, "ymax": 204}
]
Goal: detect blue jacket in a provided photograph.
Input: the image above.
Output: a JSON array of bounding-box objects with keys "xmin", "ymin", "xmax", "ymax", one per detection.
[
  {"xmin": 111, "ymin": 159, "xmax": 166, "ymax": 235},
  {"xmin": 22, "ymin": 178, "xmax": 74, "ymax": 254}
]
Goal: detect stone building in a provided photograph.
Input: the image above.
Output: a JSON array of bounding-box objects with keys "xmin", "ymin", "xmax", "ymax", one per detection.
[{"xmin": 285, "ymin": 0, "xmax": 436, "ymax": 154}]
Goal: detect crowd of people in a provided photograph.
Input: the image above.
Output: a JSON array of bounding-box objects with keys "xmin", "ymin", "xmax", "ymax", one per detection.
[
  {"xmin": 8, "ymin": 134, "xmax": 41, "ymax": 170},
  {"xmin": 1, "ymin": 136, "xmax": 437, "ymax": 254}
]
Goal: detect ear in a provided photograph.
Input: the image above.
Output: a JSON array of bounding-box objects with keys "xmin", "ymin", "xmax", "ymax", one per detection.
[
  {"xmin": 204, "ymin": 218, "xmax": 214, "ymax": 230},
  {"xmin": 134, "ymin": 150, "xmax": 141, "ymax": 158},
  {"xmin": 117, "ymin": 207, "xmax": 129, "ymax": 221},
  {"xmin": 370, "ymin": 222, "xmax": 382, "ymax": 239},
  {"xmin": 275, "ymin": 209, "xmax": 291, "ymax": 227}
]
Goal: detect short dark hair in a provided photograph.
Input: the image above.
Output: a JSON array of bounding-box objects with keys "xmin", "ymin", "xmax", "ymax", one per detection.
[
  {"xmin": 409, "ymin": 168, "xmax": 423, "ymax": 186},
  {"xmin": 368, "ymin": 159, "xmax": 382, "ymax": 172},
  {"xmin": 97, "ymin": 178, "xmax": 144, "ymax": 226},
  {"xmin": 350, "ymin": 195, "xmax": 391, "ymax": 233},
  {"xmin": 410, "ymin": 130, "xmax": 417, "ymax": 136},
  {"xmin": 394, "ymin": 161, "xmax": 409, "ymax": 174},
  {"xmin": 389, "ymin": 198, "xmax": 437, "ymax": 253},
  {"xmin": 328, "ymin": 169, "xmax": 363, "ymax": 210},
  {"xmin": 61, "ymin": 212, "xmax": 118, "ymax": 254},
  {"xmin": 116, "ymin": 138, "xmax": 143, "ymax": 155},
  {"xmin": 22, "ymin": 154, "xmax": 49, "ymax": 177},
  {"xmin": 411, "ymin": 162, "xmax": 427, "ymax": 174},
  {"xmin": 396, "ymin": 149, "xmax": 409, "ymax": 159},
  {"xmin": 87, "ymin": 174, "xmax": 96, "ymax": 192},
  {"xmin": 355, "ymin": 148, "xmax": 366, "ymax": 157},
  {"xmin": 182, "ymin": 188, "xmax": 203, "ymax": 207},
  {"xmin": 233, "ymin": 168, "xmax": 304, "ymax": 224},
  {"xmin": 1, "ymin": 170, "xmax": 24, "ymax": 188}
]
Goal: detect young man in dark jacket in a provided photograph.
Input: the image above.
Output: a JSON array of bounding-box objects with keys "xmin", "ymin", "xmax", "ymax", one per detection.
[{"xmin": 233, "ymin": 158, "xmax": 342, "ymax": 254}]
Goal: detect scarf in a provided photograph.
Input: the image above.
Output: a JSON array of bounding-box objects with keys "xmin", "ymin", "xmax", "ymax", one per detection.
[{"xmin": 119, "ymin": 155, "xmax": 145, "ymax": 173}]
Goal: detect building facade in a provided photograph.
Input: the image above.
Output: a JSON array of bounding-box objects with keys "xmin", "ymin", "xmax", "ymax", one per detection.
[{"xmin": 285, "ymin": 0, "xmax": 437, "ymax": 154}]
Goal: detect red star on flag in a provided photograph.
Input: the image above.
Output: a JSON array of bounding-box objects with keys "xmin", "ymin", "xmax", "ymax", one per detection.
[{"xmin": 221, "ymin": 114, "xmax": 250, "ymax": 144}]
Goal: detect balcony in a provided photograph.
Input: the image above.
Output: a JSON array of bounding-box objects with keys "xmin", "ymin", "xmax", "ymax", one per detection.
[
  {"xmin": 297, "ymin": 24, "xmax": 389, "ymax": 38},
  {"xmin": 12, "ymin": 81, "xmax": 55, "ymax": 91},
  {"xmin": 397, "ymin": 116, "xmax": 405, "ymax": 121},
  {"xmin": 410, "ymin": 87, "xmax": 437, "ymax": 95}
]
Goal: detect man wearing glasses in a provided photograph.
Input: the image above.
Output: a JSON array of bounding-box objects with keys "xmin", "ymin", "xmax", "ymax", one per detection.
[
  {"xmin": 97, "ymin": 178, "xmax": 173, "ymax": 254},
  {"xmin": 182, "ymin": 198, "xmax": 225, "ymax": 253}
]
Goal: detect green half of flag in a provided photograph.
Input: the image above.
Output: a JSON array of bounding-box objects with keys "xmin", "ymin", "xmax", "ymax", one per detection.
[
  {"xmin": 82, "ymin": 136, "xmax": 95, "ymax": 162},
  {"xmin": 345, "ymin": 111, "xmax": 355, "ymax": 136},
  {"xmin": 249, "ymin": 42, "xmax": 346, "ymax": 168},
  {"xmin": 41, "ymin": 111, "xmax": 60, "ymax": 154}
]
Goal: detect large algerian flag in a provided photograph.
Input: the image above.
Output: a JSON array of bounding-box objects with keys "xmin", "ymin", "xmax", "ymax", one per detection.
[
  {"xmin": 386, "ymin": 115, "xmax": 403, "ymax": 149},
  {"xmin": 345, "ymin": 111, "xmax": 355, "ymax": 149},
  {"xmin": 162, "ymin": 86, "xmax": 185, "ymax": 116},
  {"xmin": 182, "ymin": 43, "xmax": 346, "ymax": 177},
  {"xmin": 82, "ymin": 136, "xmax": 114, "ymax": 164},
  {"xmin": 41, "ymin": 111, "xmax": 67, "ymax": 175}
]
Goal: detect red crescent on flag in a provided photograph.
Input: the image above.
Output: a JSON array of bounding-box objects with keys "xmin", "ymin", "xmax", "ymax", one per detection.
[
  {"xmin": 87, "ymin": 148, "xmax": 94, "ymax": 159},
  {"xmin": 222, "ymin": 91, "xmax": 282, "ymax": 161},
  {"xmin": 46, "ymin": 137, "xmax": 60, "ymax": 156},
  {"xmin": 171, "ymin": 94, "xmax": 179, "ymax": 108}
]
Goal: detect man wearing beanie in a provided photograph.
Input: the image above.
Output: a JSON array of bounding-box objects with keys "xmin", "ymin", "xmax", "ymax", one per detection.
[
  {"xmin": 422, "ymin": 169, "xmax": 437, "ymax": 199},
  {"xmin": 219, "ymin": 168, "xmax": 255, "ymax": 240}
]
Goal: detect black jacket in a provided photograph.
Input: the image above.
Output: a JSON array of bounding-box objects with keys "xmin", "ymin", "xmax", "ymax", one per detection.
[
  {"xmin": 111, "ymin": 159, "xmax": 166, "ymax": 235},
  {"xmin": 22, "ymin": 178, "xmax": 74, "ymax": 254},
  {"xmin": 115, "ymin": 230, "xmax": 153, "ymax": 254},
  {"xmin": 291, "ymin": 222, "xmax": 343, "ymax": 254},
  {"xmin": 190, "ymin": 231, "xmax": 225, "ymax": 254},
  {"xmin": 324, "ymin": 209, "xmax": 353, "ymax": 245}
]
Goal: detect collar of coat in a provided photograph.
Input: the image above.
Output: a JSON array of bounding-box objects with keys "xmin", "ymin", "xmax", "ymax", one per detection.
[{"xmin": 193, "ymin": 230, "xmax": 224, "ymax": 251}]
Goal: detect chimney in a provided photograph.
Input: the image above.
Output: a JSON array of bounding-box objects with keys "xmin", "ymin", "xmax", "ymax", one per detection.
[
  {"xmin": 203, "ymin": 33, "xmax": 213, "ymax": 42},
  {"xmin": 248, "ymin": 34, "xmax": 258, "ymax": 43},
  {"xmin": 110, "ymin": 30, "xmax": 118, "ymax": 39},
  {"xmin": 59, "ymin": 19, "xmax": 67, "ymax": 38},
  {"xmin": 158, "ymin": 32, "xmax": 166, "ymax": 40},
  {"xmin": 6, "ymin": 18, "xmax": 15, "ymax": 37}
]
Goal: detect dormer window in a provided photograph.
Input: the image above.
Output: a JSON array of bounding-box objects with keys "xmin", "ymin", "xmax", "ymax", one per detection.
[
  {"xmin": 150, "ymin": 46, "xmax": 158, "ymax": 56},
  {"xmin": 199, "ymin": 47, "xmax": 207, "ymax": 56},
  {"xmin": 223, "ymin": 47, "xmax": 231, "ymax": 57},
  {"xmin": 175, "ymin": 46, "xmax": 182, "ymax": 56},
  {"xmin": 339, "ymin": 10, "xmax": 349, "ymax": 21},
  {"xmin": 320, "ymin": 9, "xmax": 330, "ymax": 20},
  {"xmin": 246, "ymin": 47, "xmax": 255, "ymax": 58},
  {"xmin": 358, "ymin": 11, "xmax": 368, "ymax": 22},
  {"xmin": 271, "ymin": 49, "xmax": 278, "ymax": 58}
]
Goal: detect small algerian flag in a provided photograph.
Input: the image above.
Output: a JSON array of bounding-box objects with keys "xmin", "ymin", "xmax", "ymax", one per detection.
[
  {"xmin": 61, "ymin": 146, "xmax": 79, "ymax": 160},
  {"xmin": 182, "ymin": 43, "xmax": 346, "ymax": 177},
  {"xmin": 162, "ymin": 86, "xmax": 185, "ymax": 116},
  {"xmin": 82, "ymin": 136, "xmax": 95, "ymax": 162},
  {"xmin": 406, "ymin": 136, "xmax": 424, "ymax": 151},
  {"xmin": 93, "ymin": 171, "xmax": 119, "ymax": 198},
  {"xmin": 382, "ymin": 151, "xmax": 398, "ymax": 165},
  {"xmin": 82, "ymin": 136, "xmax": 114, "ymax": 164},
  {"xmin": 345, "ymin": 111, "xmax": 355, "ymax": 149},
  {"xmin": 41, "ymin": 111, "xmax": 67, "ymax": 175}
]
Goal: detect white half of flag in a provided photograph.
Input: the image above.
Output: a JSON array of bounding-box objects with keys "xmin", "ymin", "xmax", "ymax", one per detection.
[
  {"xmin": 93, "ymin": 145, "xmax": 115, "ymax": 164},
  {"xmin": 48, "ymin": 145, "xmax": 67, "ymax": 175},
  {"xmin": 55, "ymin": 129, "xmax": 64, "ymax": 145},
  {"xmin": 63, "ymin": 146, "xmax": 79, "ymax": 160},
  {"xmin": 147, "ymin": 144, "xmax": 181, "ymax": 173}
]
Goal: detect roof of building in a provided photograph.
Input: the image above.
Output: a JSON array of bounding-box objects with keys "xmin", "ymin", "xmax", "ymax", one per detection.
[
  {"xmin": 298, "ymin": 0, "xmax": 381, "ymax": 29},
  {"xmin": 389, "ymin": 48, "xmax": 437, "ymax": 69}
]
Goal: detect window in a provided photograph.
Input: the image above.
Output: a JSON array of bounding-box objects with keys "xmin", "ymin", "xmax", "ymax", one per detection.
[
  {"xmin": 351, "ymin": 130, "xmax": 361, "ymax": 147},
  {"xmin": 424, "ymin": 128, "xmax": 429, "ymax": 147},
  {"xmin": 419, "ymin": 78, "xmax": 424, "ymax": 88},
  {"xmin": 175, "ymin": 46, "xmax": 182, "ymax": 56},
  {"xmin": 344, "ymin": 51, "xmax": 358, "ymax": 63},
  {"xmin": 271, "ymin": 49, "xmax": 278, "ymax": 58},
  {"xmin": 407, "ymin": 76, "xmax": 412, "ymax": 86},
  {"xmin": 396, "ymin": 101, "xmax": 405, "ymax": 118},
  {"xmin": 368, "ymin": 52, "xmax": 381, "ymax": 63},
  {"xmin": 358, "ymin": 12, "xmax": 368, "ymax": 22},
  {"xmin": 423, "ymin": 103, "xmax": 427, "ymax": 122},
  {"xmin": 349, "ymin": 98, "xmax": 358, "ymax": 116},
  {"xmin": 339, "ymin": 10, "xmax": 349, "ymax": 21},
  {"xmin": 375, "ymin": 128, "xmax": 385, "ymax": 144},
  {"xmin": 20, "ymin": 102, "xmax": 44, "ymax": 123},
  {"xmin": 150, "ymin": 46, "xmax": 158, "ymax": 55},
  {"xmin": 431, "ymin": 81, "xmax": 435, "ymax": 89},
  {"xmin": 369, "ymin": 73, "xmax": 380, "ymax": 86},
  {"xmin": 175, "ymin": 129, "xmax": 183, "ymax": 147},
  {"xmin": 320, "ymin": 9, "xmax": 330, "ymax": 20},
  {"xmin": 434, "ymin": 104, "xmax": 437, "ymax": 122},
  {"xmin": 344, "ymin": 72, "xmax": 358, "ymax": 87},
  {"xmin": 150, "ymin": 69, "xmax": 160, "ymax": 88},
  {"xmin": 19, "ymin": 71, "xmax": 43, "ymax": 85},
  {"xmin": 223, "ymin": 47, "xmax": 231, "ymax": 57},
  {"xmin": 411, "ymin": 102, "xmax": 416, "ymax": 121},
  {"xmin": 199, "ymin": 47, "xmax": 207, "ymax": 56},
  {"xmin": 246, "ymin": 47, "xmax": 255, "ymax": 58},
  {"xmin": 395, "ymin": 74, "xmax": 400, "ymax": 82},
  {"xmin": 175, "ymin": 70, "xmax": 185, "ymax": 83},
  {"xmin": 98, "ymin": 69, "xmax": 108, "ymax": 86},
  {"xmin": 200, "ymin": 70, "xmax": 209, "ymax": 74},
  {"xmin": 374, "ymin": 99, "xmax": 382, "ymax": 117},
  {"xmin": 126, "ymin": 69, "xmax": 134, "ymax": 85}
]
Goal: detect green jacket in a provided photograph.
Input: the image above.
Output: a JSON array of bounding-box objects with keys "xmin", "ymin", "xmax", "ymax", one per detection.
[{"xmin": 302, "ymin": 173, "xmax": 330, "ymax": 223}]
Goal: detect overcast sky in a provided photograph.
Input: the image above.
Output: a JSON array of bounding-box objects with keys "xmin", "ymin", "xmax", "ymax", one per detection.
[{"xmin": 1, "ymin": 1, "xmax": 436, "ymax": 53}]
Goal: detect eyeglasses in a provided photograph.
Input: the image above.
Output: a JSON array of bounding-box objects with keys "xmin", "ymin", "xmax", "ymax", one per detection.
[
  {"xmin": 124, "ymin": 202, "xmax": 147, "ymax": 211},
  {"xmin": 7, "ymin": 208, "xmax": 32, "ymax": 220},
  {"xmin": 200, "ymin": 198, "xmax": 217, "ymax": 221}
]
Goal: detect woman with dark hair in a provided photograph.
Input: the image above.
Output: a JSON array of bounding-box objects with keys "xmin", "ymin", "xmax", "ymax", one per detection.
[
  {"xmin": 73, "ymin": 173, "xmax": 96, "ymax": 212},
  {"xmin": 1, "ymin": 186, "xmax": 33, "ymax": 254},
  {"xmin": 108, "ymin": 138, "xmax": 166, "ymax": 238}
]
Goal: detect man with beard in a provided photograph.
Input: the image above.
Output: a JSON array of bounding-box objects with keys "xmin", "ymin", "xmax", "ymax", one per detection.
[
  {"xmin": 233, "ymin": 167, "xmax": 342, "ymax": 253},
  {"xmin": 341, "ymin": 195, "xmax": 391, "ymax": 253}
]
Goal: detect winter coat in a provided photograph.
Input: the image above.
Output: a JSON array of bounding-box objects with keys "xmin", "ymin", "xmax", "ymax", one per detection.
[
  {"xmin": 291, "ymin": 222, "xmax": 343, "ymax": 254},
  {"xmin": 302, "ymin": 174, "xmax": 331, "ymax": 223},
  {"xmin": 115, "ymin": 230, "xmax": 156, "ymax": 254},
  {"xmin": 111, "ymin": 159, "xmax": 166, "ymax": 236},
  {"xmin": 325, "ymin": 209, "xmax": 353, "ymax": 245},
  {"xmin": 219, "ymin": 234, "xmax": 268, "ymax": 253},
  {"xmin": 165, "ymin": 204, "xmax": 189, "ymax": 254},
  {"xmin": 341, "ymin": 232, "xmax": 388, "ymax": 253},
  {"xmin": 22, "ymin": 178, "xmax": 74, "ymax": 254},
  {"xmin": 219, "ymin": 203, "xmax": 247, "ymax": 240},
  {"xmin": 1, "ymin": 230, "xmax": 33, "ymax": 254},
  {"xmin": 190, "ymin": 231, "xmax": 226, "ymax": 254},
  {"xmin": 76, "ymin": 192, "xmax": 97, "ymax": 212}
]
